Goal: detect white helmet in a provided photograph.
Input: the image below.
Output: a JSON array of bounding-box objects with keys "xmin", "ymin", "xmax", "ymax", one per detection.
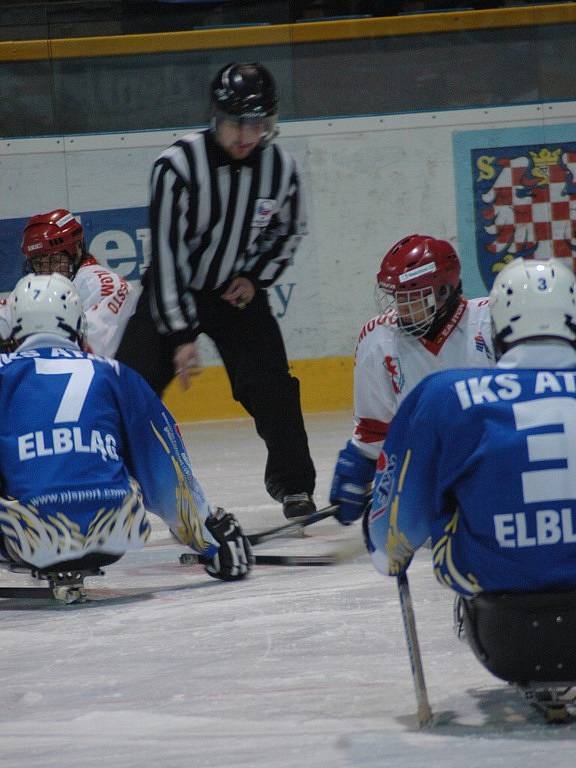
[
  {"xmin": 9, "ymin": 273, "xmax": 86, "ymax": 345},
  {"xmin": 489, "ymin": 257, "xmax": 576, "ymax": 356}
]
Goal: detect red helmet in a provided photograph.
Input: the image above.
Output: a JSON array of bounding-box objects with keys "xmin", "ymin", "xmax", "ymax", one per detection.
[
  {"xmin": 21, "ymin": 209, "xmax": 84, "ymax": 278},
  {"xmin": 376, "ymin": 235, "xmax": 461, "ymax": 337}
]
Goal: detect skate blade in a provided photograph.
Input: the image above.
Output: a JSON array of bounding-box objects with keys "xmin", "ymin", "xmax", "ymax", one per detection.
[{"xmin": 52, "ymin": 585, "xmax": 87, "ymax": 604}]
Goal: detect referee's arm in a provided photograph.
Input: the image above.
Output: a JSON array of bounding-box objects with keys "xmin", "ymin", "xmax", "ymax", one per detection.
[
  {"xmin": 148, "ymin": 158, "xmax": 199, "ymax": 344},
  {"xmin": 245, "ymin": 155, "xmax": 308, "ymax": 288}
]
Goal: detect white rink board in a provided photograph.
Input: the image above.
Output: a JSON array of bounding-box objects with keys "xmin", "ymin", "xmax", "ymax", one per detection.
[{"xmin": 2, "ymin": 102, "xmax": 576, "ymax": 363}]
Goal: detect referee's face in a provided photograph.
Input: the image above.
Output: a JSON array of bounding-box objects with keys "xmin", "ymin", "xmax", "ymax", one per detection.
[{"xmin": 216, "ymin": 119, "xmax": 266, "ymax": 160}]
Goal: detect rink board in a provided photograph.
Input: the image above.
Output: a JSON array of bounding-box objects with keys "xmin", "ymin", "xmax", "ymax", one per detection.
[{"xmin": 3, "ymin": 104, "xmax": 576, "ymax": 419}]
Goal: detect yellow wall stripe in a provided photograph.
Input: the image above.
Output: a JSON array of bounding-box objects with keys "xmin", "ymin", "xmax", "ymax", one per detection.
[
  {"xmin": 1, "ymin": 4, "xmax": 575, "ymax": 61},
  {"xmin": 163, "ymin": 355, "xmax": 353, "ymax": 423}
]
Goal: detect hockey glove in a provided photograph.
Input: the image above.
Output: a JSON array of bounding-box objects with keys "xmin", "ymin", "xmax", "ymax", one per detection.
[
  {"xmin": 361, "ymin": 505, "xmax": 410, "ymax": 576},
  {"xmin": 330, "ymin": 440, "xmax": 376, "ymax": 526},
  {"xmin": 200, "ymin": 509, "xmax": 253, "ymax": 581}
]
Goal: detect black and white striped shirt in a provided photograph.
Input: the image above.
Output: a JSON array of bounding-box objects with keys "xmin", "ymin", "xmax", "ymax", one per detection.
[{"xmin": 148, "ymin": 129, "xmax": 307, "ymax": 335}]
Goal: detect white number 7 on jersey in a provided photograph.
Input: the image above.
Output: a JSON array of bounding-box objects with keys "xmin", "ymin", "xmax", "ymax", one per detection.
[{"xmin": 34, "ymin": 358, "xmax": 95, "ymax": 423}]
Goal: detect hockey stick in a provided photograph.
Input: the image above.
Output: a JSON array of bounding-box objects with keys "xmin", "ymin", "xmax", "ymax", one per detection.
[
  {"xmin": 151, "ymin": 533, "xmax": 364, "ymax": 567},
  {"xmin": 247, "ymin": 504, "xmax": 338, "ymax": 545},
  {"xmin": 397, "ymin": 571, "xmax": 433, "ymax": 727},
  {"xmin": 250, "ymin": 536, "xmax": 366, "ymax": 567},
  {"xmin": 148, "ymin": 535, "xmax": 340, "ymax": 564},
  {"xmin": 0, "ymin": 587, "xmax": 54, "ymax": 599},
  {"xmin": 178, "ymin": 536, "xmax": 365, "ymax": 567},
  {"xmin": 178, "ymin": 552, "xmax": 339, "ymax": 567}
]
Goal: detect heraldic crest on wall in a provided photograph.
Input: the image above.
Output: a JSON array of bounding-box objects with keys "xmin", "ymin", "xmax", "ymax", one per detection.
[{"xmin": 472, "ymin": 142, "xmax": 576, "ymax": 289}]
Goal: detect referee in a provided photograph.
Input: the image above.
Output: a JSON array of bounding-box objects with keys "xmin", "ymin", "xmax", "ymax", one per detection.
[{"xmin": 116, "ymin": 62, "xmax": 316, "ymax": 520}]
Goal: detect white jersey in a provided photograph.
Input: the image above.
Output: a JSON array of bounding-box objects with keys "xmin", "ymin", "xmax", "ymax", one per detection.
[
  {"xmin": 0, "ymin": 257, "xmax": 140, "ymax": 357},
  {"xmin": 73, "ymin": 257, "xmax": 140, "ymax": 357},
  {"xmin": 352, "ymin": 297, "xmax": 494, "ymax": 460}
]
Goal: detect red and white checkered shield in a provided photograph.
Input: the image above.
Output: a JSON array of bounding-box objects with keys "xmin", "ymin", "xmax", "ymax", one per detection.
[{"xmin": 482, "ymin": 150, "xmax": 576, "ymax": 264}]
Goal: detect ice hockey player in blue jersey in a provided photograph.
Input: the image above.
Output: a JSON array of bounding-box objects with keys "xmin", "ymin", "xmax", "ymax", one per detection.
[
  {"xmin": 0, "ymin": 273, "xmax": 252, "ymax": 583},
  {"xmin": 366, "ymin": 256, "xmax": 576, "ymax": 694},
  {"xmin": 367, "ymin": 255, "xmax": 576, "ymax": 592}
]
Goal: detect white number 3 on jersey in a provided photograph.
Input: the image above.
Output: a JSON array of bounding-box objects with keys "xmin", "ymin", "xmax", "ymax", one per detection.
[{"xmin": 514, "ymin": 397, "xmax": 576, "ymax": 503}]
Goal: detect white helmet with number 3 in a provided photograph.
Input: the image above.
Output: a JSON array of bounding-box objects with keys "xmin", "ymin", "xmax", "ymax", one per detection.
[
  {"xmin": 490, "ymin": 257, "xmax": 576, "ymax": 357},
  {"xmin": 9, "ymin": 273, "xmax": 86, "ymax": 345}
]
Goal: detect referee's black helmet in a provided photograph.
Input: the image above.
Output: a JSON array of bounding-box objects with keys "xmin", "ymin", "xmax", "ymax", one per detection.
[{"xmin": 210, "ymin": 63, "xmax": 278, "ymax": 119}]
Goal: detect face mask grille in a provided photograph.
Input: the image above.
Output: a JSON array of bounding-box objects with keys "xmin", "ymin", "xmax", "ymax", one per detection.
[
  {"xmin": 28, "ymin": 252, "xmax": 76, "ymax": 279},
  {"xmin": 375, "ymin": 284, "xmax": 437, "ymax": 338}
]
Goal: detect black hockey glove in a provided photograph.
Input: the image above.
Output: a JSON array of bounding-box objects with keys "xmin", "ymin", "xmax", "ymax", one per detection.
[{"xmin": 200, "ymin": 509, "xmax": 253, "ymax": 581}]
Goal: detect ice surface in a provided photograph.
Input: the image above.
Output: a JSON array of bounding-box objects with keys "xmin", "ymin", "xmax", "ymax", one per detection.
[{"xmin": 1, "ymin": 412, "xmax": 575, "ymax": 768}]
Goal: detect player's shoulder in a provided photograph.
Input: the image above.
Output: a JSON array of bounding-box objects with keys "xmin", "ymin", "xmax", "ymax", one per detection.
[
  {"xmin": 164, "ymin": 130, "xmax": 204, "ymax": 154},
  {"xmin": 75, "ymin": 349, "xmax": 123, "ymax": 375},
  {"xmin": 464, "ymin": 296, "xmax": 491, "ymax": 318},
  {"xmin": 112, "ymin": 357, "xmax": 158, "ymax": 394},
  {"xmin": 356, "ymin": 311, "xmax": 398, "ymax": 348},
  {"xmin": 416, "ymin": 365, "xmax": 492, "ymax": 400},
  {"xmin": 425, "ymin": 366, "xmax": 482, "ymax": 385},
  {"xmin": 459, "ymin": 297, "xmax": 492, "ymax": 343},
  {"xmin": 79, "ymin": 259, "xmax": 122, "ymax": 280},
  {"xmin": 406, "ymin": 367, "xmax": 459, "ymax": 400},
  {"xmin": 271, "ymin": 141, "xmax": 295, "ymax": 166},
  {"xmin": 86, "ymin": 352, "xmax": 148, "ymax": 392},
  {"xmin": 75, "ymin": 260, "xmax": 123, "ymax": 300},
  {"xmin": 155, "ymin": 132, "xmax": 205, "ymax": 176}
]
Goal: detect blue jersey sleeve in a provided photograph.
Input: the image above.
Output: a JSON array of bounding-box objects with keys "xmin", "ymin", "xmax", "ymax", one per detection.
[
  {"xmin": 118, "ymin": 367, "xmax": 217, "ymax": 558},
  {"xmin": 368, "ymin": 376, "xmax": 443, "ymax": 575}
]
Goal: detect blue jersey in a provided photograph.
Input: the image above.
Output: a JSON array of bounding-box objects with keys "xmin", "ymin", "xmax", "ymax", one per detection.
[
  {"xmin": 368, "ymin": 346, "xmax": 576, "ymax": 595},
  {"xmin": 0, "ymin": 338, "xmax": 216, "ymax": 566}
]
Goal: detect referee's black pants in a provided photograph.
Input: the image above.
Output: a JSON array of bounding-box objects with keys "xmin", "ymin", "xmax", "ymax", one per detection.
[{"xmin": 116, "ymin": 287, "xmax": 316, "ymax": 502}]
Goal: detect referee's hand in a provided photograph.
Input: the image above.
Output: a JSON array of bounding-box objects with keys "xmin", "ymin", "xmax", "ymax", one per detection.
[
  {"xmin": 174, "ymin": 342, "xmax": 202, "ymax": 390},
  {"xmin": 222, "ymin": 277, "xmax": 255, "ymax": 309}
]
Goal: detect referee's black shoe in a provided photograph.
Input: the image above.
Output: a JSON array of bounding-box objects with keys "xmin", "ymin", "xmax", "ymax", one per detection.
[{"xmin": 282, "ymin": 493, "xmax": 316, "ymax": 520}]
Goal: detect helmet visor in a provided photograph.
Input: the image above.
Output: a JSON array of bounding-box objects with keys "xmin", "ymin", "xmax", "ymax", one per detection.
[{"xmin": 214, "ymin": 109, "xmax": 278, "ymax": 144}]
